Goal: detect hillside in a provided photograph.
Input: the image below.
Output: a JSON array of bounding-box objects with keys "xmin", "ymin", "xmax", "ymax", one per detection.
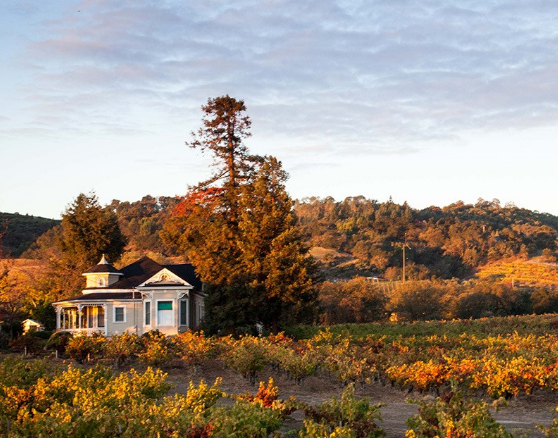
[
  {"xmin": 295, "ymin": 197, "xmax": 558, "ymax": 280},
  {"xmin": 0, "ymin": 212, "xmax": 59, "ymax": 257},
  {"xmin": 11, "ymin": 195, "xmax": 558, "ymax": 283},
  {"xmin": 476, "ymin": 259, "xmax": 558, "ymax": 288}
]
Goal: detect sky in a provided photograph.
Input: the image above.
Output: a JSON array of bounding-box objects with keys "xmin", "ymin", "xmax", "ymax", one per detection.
[{"xmin": 1, "ymin": 0, "xmax": 558, "ymax": 219}]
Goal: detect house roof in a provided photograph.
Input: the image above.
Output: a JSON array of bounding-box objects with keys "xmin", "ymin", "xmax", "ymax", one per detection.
[
  {"xmin": 87, "ymin": 256, "xmax": 202, "ymax": 290},
  {"xmin": 83, "ymin": 254, "xmax": 123, "ymax": 275},
  {"xmin": 55, "ymin": 292, "xmax": 143, "ymax": 303},
  {"xmin": 55, "ymin": 257, "xmax": 202, "ymax": 305}
]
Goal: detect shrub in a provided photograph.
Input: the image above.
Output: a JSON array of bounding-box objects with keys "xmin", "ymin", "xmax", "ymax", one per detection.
[
  {"xmin": 45, "ymin": 331, "xmax": 73, "ymax": 355},
  {"xmin": 406, "ymin": 390, "xmax": 513, "ymax": 438},
  {"xmin": 104, "ymin": 332, "xmax": 141, "ymax": 368},
  {"xmin": 224, "ymin": 336, "xmax": 270, "ymax": 384},
  {"xmin": 171, "ymin": 330, "xmax": 213, "ymax": 371},
  {"xmin": 302, "ymin": 383, "xmax": 384, "ymax": 438},
  {"xmin": 66, "ymin": 333, "xmax": 105, "ymax": 363},
  {"xmin": 138, "ymin": 330, "xmax": 173, "ymax": 367},
  {"xmin": 9, "ymin": 333, "xmax": 47, "ymax": 354}
]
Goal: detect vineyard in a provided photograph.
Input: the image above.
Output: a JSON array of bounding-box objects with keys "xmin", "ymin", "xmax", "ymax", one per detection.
[
  {"xmin": 4, "ymin": 314, "xmax": 558, "ymax": 436},
  {"xmin": 477, "ymin": 261, "xmax": 558, "ymax": 288}
]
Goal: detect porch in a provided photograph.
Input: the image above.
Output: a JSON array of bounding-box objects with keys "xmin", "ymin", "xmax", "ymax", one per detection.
[{"xmin": 56, "ymin": 304, "xmax": 107, "ymax": 335}]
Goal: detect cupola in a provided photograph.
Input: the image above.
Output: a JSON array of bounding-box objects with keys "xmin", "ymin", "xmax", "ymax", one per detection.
[{"xmin": 82, "ymin": 254, "xmax": 123, "ymax": 289}]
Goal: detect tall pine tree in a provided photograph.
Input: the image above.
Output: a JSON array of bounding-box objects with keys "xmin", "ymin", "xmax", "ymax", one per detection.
[
  {"xmin": 54, "ymin": 192, "xmax": 127, "ymax": 293},
  {"xmin": 163, "ymin": 96, "xmax": 315, "ymax": 334},
  {"xmin": 238, "ymin": 157, "xmax": 316, "ymax": 332}
]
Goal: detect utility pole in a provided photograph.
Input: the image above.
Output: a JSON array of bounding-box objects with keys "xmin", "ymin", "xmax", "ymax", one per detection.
[
  {"xmin": 402, "ymin": 232, "xmax": 410, "ymax": 282},
  {"xmin": 392, "ymin": 232, "xmax": 411, "ymax": 282}
]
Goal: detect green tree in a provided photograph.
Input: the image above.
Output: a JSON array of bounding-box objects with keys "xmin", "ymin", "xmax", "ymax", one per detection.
[
  {"xmin": 238, "ymin": 156, "xmax": 316, "ymax": 332},
  {"xmin": 53, "ymin": 192, "xmax": 127, "ymax": 294},
  {"xmin": 188, "ymin": 94, "xmax": 257, "ymax": 226},
  {"xmin": 163, "ymin": 97, "xmax": 315, "ymax": 334}
]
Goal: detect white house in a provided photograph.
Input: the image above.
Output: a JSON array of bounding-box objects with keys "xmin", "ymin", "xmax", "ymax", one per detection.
[
  {"xmin": 52, "ymin": 255, "xmax": 205, "ymax": 336},
  {"xmin": 22, "ymin": 319, "xmax": 45, "ymax": 333}
]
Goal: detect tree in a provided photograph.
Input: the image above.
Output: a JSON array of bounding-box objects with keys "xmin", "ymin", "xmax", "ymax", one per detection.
[
  {"xmin": 163, "ymin": 97, "xmax": 315, "ymax": 333},
  {"xmin": 188, "ymin": 95, "xmax": 258, "ymax": 225},
  {"xmin": 0, "ymin": 223, "xmax": 25, "ymax": 337},
  {"xmin": 238, "ymin": 156, "xmax": 316, "ymax": 332},
  {"xmin": 54, "ymin": 192, "xmax": 127, "ymax": 294}
]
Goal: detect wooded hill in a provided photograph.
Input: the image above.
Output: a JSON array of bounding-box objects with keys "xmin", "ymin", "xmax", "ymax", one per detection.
[
  {"xmin": 4, "ymin": 196, "xmax": 558, "ymax": 282},
  {"xmin": 0, "ymin": 213, "xmax": 59, "ymax": 257},
  {"xmin": 295, "ymin": 197, "xmax": 558, "ymax": 280}
]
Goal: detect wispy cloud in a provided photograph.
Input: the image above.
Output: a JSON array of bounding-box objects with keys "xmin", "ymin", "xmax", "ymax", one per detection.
[{"xmin": 6, "ymin": 0, "xmax": 558, "ymax": 159}]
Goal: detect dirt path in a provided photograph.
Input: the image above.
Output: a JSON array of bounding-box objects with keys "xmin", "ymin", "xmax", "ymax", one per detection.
[{"xmin": 165, "ymin": 361, "xmax": 558, "ymax": 437}]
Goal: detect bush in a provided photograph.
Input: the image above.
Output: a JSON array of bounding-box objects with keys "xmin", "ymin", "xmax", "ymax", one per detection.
[
  {"xmin": 406, "ymin": 390, "xmax": 513, "ymax": 438},
  {"xmin": 389, "ymin": 282, "xmax": 447, "ymax": 321},
  {"xmin": 104, "ymin": 332, "xmax": 141, "ymax": 368},
  {"xmin": 302, "ymin": 383, "xmax": 384, "ymax": 438},
  {"xmin": 66, "ymin": 333, "xmax": 105, "ymax": 363},
  {"xmin": 171, "ymin": 330, "xmax": 213, "ymax": 371},
  {"xmin": 224, "ymin": 336, "xmax": 270, "ymax": 384},
  {"xmin": 45, "ymin": 331, "xmax": 73, "ymax": 355},
  {"xmin": 9, "ymin": 333, "xmax": 47, "ymax": 354},
  {"xmin": 453, "ymin": 292, "xmax": 503, "ymax": 319},
  {"xmin": 0, "ymin": 358, "xmax": 286, "ymax": 438},
  {"xmin": 138, "ymin": 330, "xmax": 173, "ymax": 367}
]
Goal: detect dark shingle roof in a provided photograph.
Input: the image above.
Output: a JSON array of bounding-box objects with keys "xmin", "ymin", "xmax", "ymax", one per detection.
[
  {"xmin": 56, "ymin": 257, "xmax": 202, "ymax": 304},
  {"xmin": 84, "ymin": 264, "xmax": 122, "ymax": 274},
  {"xmin": 54, "ymin": 292, "xmax": 142, "ymax": 303},
  {"xmin": 166, "ymin": 263, "xmax": 202, "ymax": 290},
  {"xmin": 108, "ymin": 257, "xmax": 164, "ymax": 289},
  {"xmin": 84, "ymin": 255, "xmax": 123, "ymax": 275},
  {"xmin": 104, "ymin": 257, "xmax": 202, "ymax": 290}
]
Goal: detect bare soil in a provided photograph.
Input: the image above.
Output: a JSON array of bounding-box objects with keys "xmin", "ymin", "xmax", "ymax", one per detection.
[{"xmin": 165, "ymin": 359, "xmax": 558, "ymax": 438}]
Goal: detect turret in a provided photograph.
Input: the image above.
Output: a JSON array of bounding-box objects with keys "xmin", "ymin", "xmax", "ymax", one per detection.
[{"xmin": 82, "ymin": 255, "xmax": 123, "ymax": 288}]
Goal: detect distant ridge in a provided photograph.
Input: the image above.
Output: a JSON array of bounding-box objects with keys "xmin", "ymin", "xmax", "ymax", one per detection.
[
  {"xmin": 0, "ymin": 212, "xmax": 59, "ymax": 257},
  {"xmin": 6, "ymin": 196, "xmax": 558, "ymax": 284}
]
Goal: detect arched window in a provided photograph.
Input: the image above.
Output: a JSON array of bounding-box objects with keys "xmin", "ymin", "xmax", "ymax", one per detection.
[
  {"xmin": 160, "ymin": 273, "xmax": 169, "ymax": 281},
  {"xmin": 97, "ymin": 277, "xmax": 105, "ymax": 287}
]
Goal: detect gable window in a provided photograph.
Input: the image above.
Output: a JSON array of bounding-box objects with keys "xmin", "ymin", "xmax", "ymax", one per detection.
[
  {"xmin": 114, "ymin": 306, "xmax": 125, "ymax": 323},
  {"xmin": 179, "ymin": 299, "xmax": 188, "ymax": 326},
  {"xmin": 157, "ymin": 301, "xmax": 173, "ymax": 326},
  {"xmin": 145, "ymin": 301, "xmax": 151, "ymax": 326}
]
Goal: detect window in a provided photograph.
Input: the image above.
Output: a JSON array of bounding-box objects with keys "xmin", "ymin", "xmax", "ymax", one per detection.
[
  {"xmin": 80, "ymin": 307, "xmax": 89, "ymax": 328},
  {"xmin": 114, "ymin": 306, "xmax": 125, "ymax": 323},
  {"xmin": 198, "ymin": 304, "xmax": 204, "ymax": 324},
  {"xmin": 145, "ymin": 301, "xmax": 151, "ymax": 326},
  {"xmin": 97, "ymin": 306, "xmax": 105, "ymax": 328},
  {"xmin": 87, "ymin": 307, "xmax": 94, "ymax": 328},
  {"xmin": 157, "ymin": 301, "xmax": 173, "ymax": 326},
  {"xmin": 179, "ymin": 299, "xmax": 188, "ymax": 326},
  {"xmin": 97, "ymin": 277, "xmax": 105, "ymax": 287}
]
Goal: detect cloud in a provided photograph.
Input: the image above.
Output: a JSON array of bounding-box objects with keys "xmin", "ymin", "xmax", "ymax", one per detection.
[{"xmin": 7, "ymin": 0, "xmax": 558, "ymax": 159}]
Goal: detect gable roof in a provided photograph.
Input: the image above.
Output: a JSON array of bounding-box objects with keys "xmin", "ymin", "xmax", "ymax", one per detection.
[{"xmin": 105, "ymin": 257, "xmax": 202, "ymax": 290}]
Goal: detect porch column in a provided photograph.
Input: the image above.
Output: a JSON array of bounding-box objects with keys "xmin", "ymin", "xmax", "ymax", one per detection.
[
  {"xmin": 104, "ymin": 304, "xmax": 108, "ymax": 336},
  {"xmin": 56, "ymin": 307, "xmax": 61, "ymax": 330},
  {"xmin": 78, "ymin": 304, "xmax": 82, "ymax": 329}
]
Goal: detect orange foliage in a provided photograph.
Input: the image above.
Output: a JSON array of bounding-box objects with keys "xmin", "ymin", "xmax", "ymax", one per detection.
[{"xmin": 172, "ymin": 188, "xmax": 225, "ymax": 217}]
